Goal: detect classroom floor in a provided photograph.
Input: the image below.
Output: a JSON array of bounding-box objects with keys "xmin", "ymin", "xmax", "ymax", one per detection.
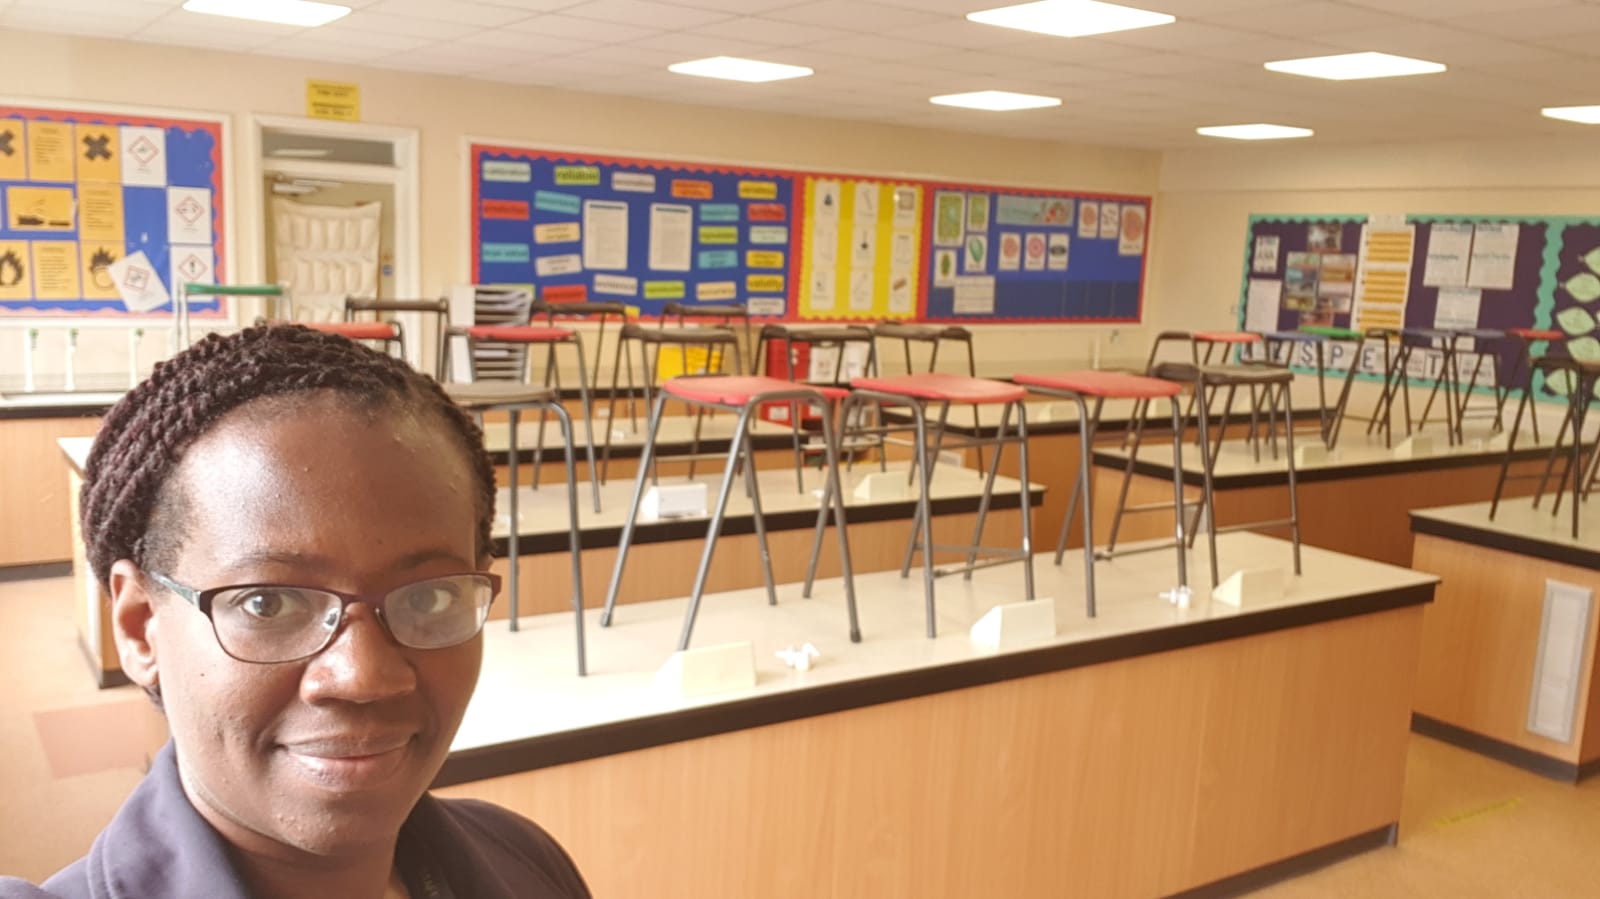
[{"xmin": 3, "ymin": 570, "xmax": 1598, "ymax": 895}]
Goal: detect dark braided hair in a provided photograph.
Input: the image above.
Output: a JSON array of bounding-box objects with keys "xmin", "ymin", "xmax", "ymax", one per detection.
[{"xmin": 80, "ymin": 325, "xmax": 496, "ymax": 589}]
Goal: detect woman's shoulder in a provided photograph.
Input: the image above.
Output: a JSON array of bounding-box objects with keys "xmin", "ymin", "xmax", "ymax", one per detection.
[
  {"xmin": 0, "ymin": 872, "xmax": 75, "ymax": 899},
  {"xmin": 416, "ymin": 795, "xmax": 592, "ymax": 898}
]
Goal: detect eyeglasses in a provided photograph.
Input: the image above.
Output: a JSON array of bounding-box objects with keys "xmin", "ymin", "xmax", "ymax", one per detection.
[{"xmin": 145, "ymin": 570, "xmax": 501, "ymax": 664}]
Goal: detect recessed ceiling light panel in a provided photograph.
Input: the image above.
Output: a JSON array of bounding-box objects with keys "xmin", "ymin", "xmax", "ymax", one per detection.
[
  {"xmin": 930, "ymin": 90, "xmax": 1063, "ymax": 111},
  {"xmin": 181, "ymin": 0, "xmax": 351, "ymax": 28},
  {"xmin": 1197, "ymin": 124, "xmax": 1314, "ymax": 140},
  {"xmin": 1264, "ymin": 51, "xmax": 1445, "ymax": 81},
  {"xmin": 667, "ymin": 56, "xmax": 814, "ymax": 83},
  {"xmin": 1542, "ymin": 105, "xmax": 1600, "ymax": 124},
  {"xmin": 967, "ymin": 0, "xmax": 1175, "ymax": 38}
]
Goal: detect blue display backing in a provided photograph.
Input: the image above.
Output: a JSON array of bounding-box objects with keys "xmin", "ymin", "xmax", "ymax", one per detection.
[{"xmin": 473, "ymin": 145, "xmax": 796, "ymax": 318}]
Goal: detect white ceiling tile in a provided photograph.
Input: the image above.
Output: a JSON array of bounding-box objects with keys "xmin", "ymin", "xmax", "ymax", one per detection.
[
  {"xmin": 283, "ymin": 27, "xmax": 429, "ymax": 51},
  {"xmin": 1, "ymin": 13, "xmax": 151, "ymax": 38},
  {"xmin": 1338, "ymin": 0, "xmax": 1578, "ymax": 18},
  {"xmin": 1096, "ymin": 51, "xmax": 1239, "ymax": 76},
  {"xmin": 1533, "ymin": 30, "xmax": 1600, "ymax": 59},
  {"xmin": 560, "ymin": 0, "xmax": 734, "ymax": 29},
  {"xmin": 766, "ymin": 1, "xmax": 946, "ymax": 32},
  {"xmin": 920, "ymin": 50, "xmax": 1015, "ymax": 75},
  {"xmin": 1420, "ymin": 37, "xmax": 1562, "ymax": 67},
  {"xmin": 1188, "ymin": 36, "xmax": 1348, "ymax": 63},
  {"xmin": 1138, "ymin": 0, "xmax": 1304, "ymax": 14},
  {"xmin": 1001, "ymin": 37, "xmax": 1158, "ymax": 63},
  {"xmin": 10, "ymin": 0, "xmax": 171, "ymax": 16},
  {"xmin": 653, "ymin": 0, "xmax": 800, "ymax": 11},
  {"xmin": 458, "ymin": 29, "xmax": 600, "ymax": 55},
  {"xmin": 365, "ymin": 0, "xmax": 538, "ymax": 28},
  {"xmin": 501, "ymin": 13, "xmax": 661, "ymax": 43},
  {"xmin": 1096, "ymin": 21, "xmax": 1261, "ymax": 51},
  {"xmin": 566, "ymin": 43, "xmax": 687, "ymax": 67},
  {"xmin": 258, "ymin": 41, "xmax": 396, "ymax": 64},
  {"xmin": 137, "ymin": 15, "xmax": 300, "ymax": 41},
  {"xmin": 819, "ymin": 35, "xmax": 951, "ymax": 60},
  {"xmin": 687, "ymin": 16, "xmax": 854, "ymax": 46},
  {"xmin": 130, "ymin": 23, "xmax": 279, "ymax": 50},
  {"xmin": 624, "ymin": 31, "xmax": 774, "ymax": 58},
  {"xmin": 1195, "ymin": 2, "xmax": 1412, "ymax": 38},
  {"xmin": 1451, "ymin": 4, "xmax": 1600, "ymax": 39},
  {"xmin": 324, "ymin": 11, "xmax": 481, "ymax": 40},
  {"xmin": 886, "ymin": 18, "xmax": 1043, "ymax": 50}
]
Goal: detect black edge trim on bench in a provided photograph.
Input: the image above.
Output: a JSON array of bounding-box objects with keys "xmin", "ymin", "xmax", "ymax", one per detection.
[
  {"xmin": 1168, "ymin": 824, "xmax": 1396, "ymax": 899},
  {"xmin": 882, "ymin": 405, "xmax": 1331, "ymax": 440},
  {"xmin": 489, "ymin": 488, "xmax": 1046, "ymax": 556},
  {"xmin": 0, "ymin": 561, "xmax": 72, "ymax": 583},
  {"xmin": 1409, "ymin": 513, "xmax": 1600, "ymax": 571},
  {"xmin": 1092, "ymin": 443, "xmax": 1565, "ymax": 489},
  {"xmin": 433, "ymin": 582, "xmax": 1434, "ymax": 787},
  {"xmin": 1411, "ymin": 713, "xmax": 1588, "ymax": 783}
]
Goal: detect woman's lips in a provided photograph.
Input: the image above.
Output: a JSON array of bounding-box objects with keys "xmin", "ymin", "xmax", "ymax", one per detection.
[{"xmin": 281, "ymin": 736, "xmax": 413, "ymax": 790}]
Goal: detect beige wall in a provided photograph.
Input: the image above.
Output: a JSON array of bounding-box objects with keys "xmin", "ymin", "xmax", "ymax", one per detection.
[{"xmin": 0, "ymin": 28, "xmax": 1161, "ymax": 388}]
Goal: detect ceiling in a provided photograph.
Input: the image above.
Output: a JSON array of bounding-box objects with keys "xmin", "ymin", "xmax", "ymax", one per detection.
[{"xmin": 7, "ymin": 0, "xmax": 1600, "ymax": 148}]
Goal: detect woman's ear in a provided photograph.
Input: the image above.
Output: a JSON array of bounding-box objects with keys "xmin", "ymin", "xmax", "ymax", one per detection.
[{"xmin": 108, "ymin": 559, "xmax": 160, "ymax": 694}]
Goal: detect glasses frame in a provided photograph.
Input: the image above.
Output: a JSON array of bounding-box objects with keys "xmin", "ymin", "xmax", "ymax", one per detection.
[{"xmin": 144, "ymin": 569, "xmax": 502, "ymax": 665}]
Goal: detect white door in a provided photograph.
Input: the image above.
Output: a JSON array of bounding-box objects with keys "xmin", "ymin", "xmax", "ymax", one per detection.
[{"xmin": 271, "ymin": 197, "xmax": 382, "ymax": 322}]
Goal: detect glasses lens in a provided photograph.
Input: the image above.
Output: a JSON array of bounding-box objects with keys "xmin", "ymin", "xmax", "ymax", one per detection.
[
  {"xmin": 381, "ymin": 574, "xmax": 494, "ymax": 650},
  {"xmin": 209, "ymin": 586, "xmax": 342, "ymax": 663}
]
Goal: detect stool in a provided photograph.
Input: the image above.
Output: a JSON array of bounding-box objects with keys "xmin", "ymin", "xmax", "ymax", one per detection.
[
  {"xmin": 1499, "ymin": 328, "xmax": 1564, "ymax": 444},
  {"xmin": 1154, "ymin": 363, "xmax": 1303, "ymax": 585},
  {"xmin": 444, "ymin": 383, "xmax": 588, "ymax": 675},
  {"xmin": 1296, "ymin": 325, "xmax": 1366, "ymax": 450},
  {"xmin": 600, "ymin": 376, "xmax": 859, "ymax": 650},
  {"xmin": 445, "ymin": 324, "xmax": 602, "ymax": 514},
  {"xmin": 1014, "ymin": 372, "xmax": 1187, "ymax": 617},
  {"xmin": 535, "ymin": 300, "xmax": 631, "ymax": 403},
  {"xmin": 603, "ymin": 323, "xmax": 744, "ymax": 484},
  {"xmin": 1443, "ymin": 328, "xmax": 1507, "ymax": 437},
  {"xmin": 344, "ymin": 296, "xmax": 449, "ymax": 378},
  {"xmin": 1125, "ymin": 330, "xmax": 1197, "ymax": 448},
  {"xmin": 663, "ymin": 302, "xmax": 753, "ymax": 375},
  {"xmin": 1379, "ymin": 329, "xmax": 1464, "ymax": 445},
  {"xmin": 754, "ymin": 323, "xmax": 880, "ymax": 488},
  {"xmin": 1364, "ymin": 328, "xmax": 1408, "ymax": 448},
  {"xmin": 302, "ymin": 320, "xmax": 404, "ymax": 358},
  {"xmin": 872, "ymin": 322, "xmax": 985, "ymax": 468},
  {"xmin": 840, "ymin": 373, "xmax": 1034, "ymax": 637},
  {"xmin": 1491, "ymin": 356, "xmax": 1600, "ymax": 539},
  {"xmin": 1190, "ymin": 331, "xmax": 1280, "ymax": 455}
]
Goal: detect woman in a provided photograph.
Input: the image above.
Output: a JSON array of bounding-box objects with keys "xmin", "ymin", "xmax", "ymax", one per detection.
[{"xmin": 0, "ymin": 326, "xmax": 590, "ymax": 898}]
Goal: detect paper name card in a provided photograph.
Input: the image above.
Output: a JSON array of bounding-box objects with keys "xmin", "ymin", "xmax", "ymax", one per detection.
[
  {"xmin": 641, "ymin": 483, "xmax": 707, "ymax": 520},
  {"xmin": 853, "ymin": 471, "xmax": 910, "ymax": 502},
  {"xmin": 1212, "ymin": 568, "xmax": 1286, "ymax": 608},
  {"xmin": 1294, "ymin": 443, "xmax": 1329, "ymax": 467},
  {"xmin": 970, "ymin": 599, "xmax": 1057, "ymax": 651},
  {"xmin": 1393, "ymin": 434, "xmax": 1435, "ymax": 459},
  {"xmin": 656, "ymin": 641, "xmax": 757, "ymax": 698},
  {"xmin": 1033, "ymin": 402, "xmax": 1078, "ymax": 423}
]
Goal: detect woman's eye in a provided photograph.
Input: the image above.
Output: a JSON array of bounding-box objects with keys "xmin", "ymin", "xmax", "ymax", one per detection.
[
  {"xmin": 233, "ymin": 590, "xmax": 306, "ymax": 621},
  {"xmin": 401, "ymin": 585, "xmax": 459, "ymax": 616}
]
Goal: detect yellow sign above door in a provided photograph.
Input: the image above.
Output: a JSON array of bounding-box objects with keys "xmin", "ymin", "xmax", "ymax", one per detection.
[{"xmin": 306, "ymin": 80, "xmax": 360, "ymax": 122}]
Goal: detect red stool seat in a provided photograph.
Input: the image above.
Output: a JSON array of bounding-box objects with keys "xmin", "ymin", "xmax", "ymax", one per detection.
[
  {"xmin": 1192, "ymin": 330, "xmax": 1261, "ymax": 344},
  {"xmin": 463, "ymin": 325, "xmax": 576, "ymax": 343},
  {"xmin": 305, "ymin": 321, "xmax": 398, "ymax": 340},
  {"xmin": 1015, "ymin": 371, "xmax": 1181, "ymax": 400},
  {"xmin": 1508, "ymin": 328, "xmax": 1563, "ymax": 341},
  {"xmin": 853, "ymin": 373, "xmax": 1026, "ymax": 404},
  {"xmin": 663, "ymin": 375, "xmax": 849, "ymax": 405}
]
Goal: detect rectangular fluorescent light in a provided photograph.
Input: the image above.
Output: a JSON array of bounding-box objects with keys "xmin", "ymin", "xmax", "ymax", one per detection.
[
  {"xmin": 182, "ymin": 0, "xmax": 350, "ymax": 27},
  {"xmin": 668, "ymin": 56, "xmax": 813, "ymax": 83},
  {"xmin": 1264, "ymin": 51, "xmax": 1445, "ymax": 81},
  {"xmin": 967, "ymin": 0, "xmax": 1174, "ymax": 38},
  {"xmin": 931, "ymin": 90, "xmax": 1062, "ymax": 111},
  {"xmin": 1197, "ymin": 123, "xmax": 1314, "ymax": 141},
  {"xmin": 1542, "ymin": 105, "xmax": 1600, "ymax": 124}
]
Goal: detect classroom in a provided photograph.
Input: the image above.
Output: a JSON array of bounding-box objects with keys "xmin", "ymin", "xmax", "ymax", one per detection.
[{"xmin": 3, "ymin": 1, "xmax": 1600, "ymax": 896}]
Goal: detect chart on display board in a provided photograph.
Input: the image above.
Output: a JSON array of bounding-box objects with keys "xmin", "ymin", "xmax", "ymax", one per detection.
[
  {"xmin": 922, "ymin": 185, "xmax": 1148, "ymax": 323},
  {"xmin": 1239, "ymin": 213, "xmax": 1596, "ymax": 400},
  {"xmin": 0, "ymin": 102, "xmax": 227, "ymax": 318},
  {"xmin": 468, "ymin": 142, "xmax": 1150, "ymax": 324},
  {"xmin": 472, "ymin": 145, "xmax": 799, "ymax": 318}
]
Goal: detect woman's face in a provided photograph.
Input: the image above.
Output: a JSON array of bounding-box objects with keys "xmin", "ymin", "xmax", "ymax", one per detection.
[{"xmin": 127, "ymin": 394, "xmax": 484, "ymax": 860}]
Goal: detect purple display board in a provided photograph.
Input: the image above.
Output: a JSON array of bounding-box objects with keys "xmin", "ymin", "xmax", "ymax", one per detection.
[{"xmin": 1244, "ymin": 218, "xmax": 1365, "ymax": 333}]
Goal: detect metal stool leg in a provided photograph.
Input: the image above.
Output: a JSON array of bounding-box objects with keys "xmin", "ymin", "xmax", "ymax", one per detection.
[
  {"xmin": 739, "ymin": 422, "xmax": 779, "ymax": 607},
  {"xmin": 506, "ymin": 409, "xmax": 522, "ymax": 631},
  {"xmin": 1193, "ymin": 375, "xmax": 1221, "ymax": 585},
  {"xmin": 961, "ymin": 402, "xmax": 1014, "ymax": 580},
  {"xmin": 678, "ymin": 403, "xmax": 760, "ymax": 650},
  {"xmin": 544, "ymin": 401, "xmax": 587, "ymax": 676},
  {"xmin": 1168, "ymin": 395, "xmax": 1188, "ymax": 590},
  {"xmin": 599, "ymin": 393, "xmax": 668, "ymax": 628}
]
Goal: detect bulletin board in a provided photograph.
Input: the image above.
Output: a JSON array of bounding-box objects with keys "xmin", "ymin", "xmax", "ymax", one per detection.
[
  {"xmin": 469, "ymin": 141, "xmax": 1151, "ymax": 325},
  {"xmin": 795, "ymin": 175, "xmax": 922, "ymax": 321},
  {"xmin": 921, "ymin": 184, "xmax": 1149, "ymax": 324},
  {"xmin": 0, "ymin": 101, "xmax": 228, "ymax": 318},
  {"xmin": 472, "ymin": 144, "xmax": 799, "ymax": 318},
  {"xmin": 1238, "ymin": 213, "xmax": 1600, "ymax": 398}
]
